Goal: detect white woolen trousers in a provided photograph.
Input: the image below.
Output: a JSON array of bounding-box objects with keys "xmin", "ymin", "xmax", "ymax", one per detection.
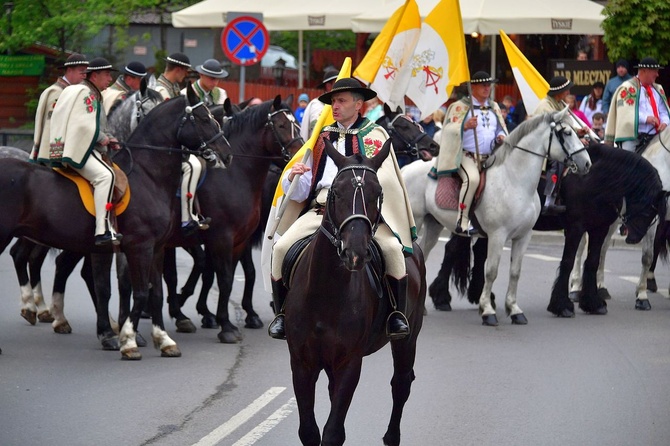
[
  {"xmin": 71, "ymin": 149, "xmax": 116, "ymax": 236},
  {"xmin": 181, "ymin": 154, "xmax": 203, "ymax": 222}
]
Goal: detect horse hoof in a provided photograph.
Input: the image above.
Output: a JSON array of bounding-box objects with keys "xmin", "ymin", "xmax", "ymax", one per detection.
[
  {"xmin": 635, "ymin": 299, "xmax": 652, "ymax": 311},
  {"xmin": 218, "ymin": 330, "xmax": 241, "ymax": 344},
  {"xmin": 244, "ymin": 315, "xmax": 264, "ymax": 329},
  {"xmin": 136, "ymin": 332, "xmax": 147, "ymax": 347},
  {"xmin": 201, "ymin": 315, "xmax": 219, "ymax": 329},
  {"xmin": 569, "ymin": 291, "xmax": 580, "ymax": 303},
  {"xmin": 176, "ymin": 319, "xmax": 197, "ymax": 333},
  {"xmin": 557, "ymin": 309, "xmax": 575, "ymax": 318},
  {"xmin": 99, "ymin": 335, "xmax": 120, "ymax": 351},
  {"xmin": 481, "ymin": 314, "xmax": 498, "ymax": 326},
  {"xmin": 21, "ymin": 309, "xmax": 37, "ymax": 326},
  {"xmin": 588, "ymin": 306, "xmax": 608, "ymax": 315},
  {"xmin": 597, "ymin": 288, "xmax": 611, "ymax": 300},
  {"xmin": 37, "ymin": 310, "xmax": 55, "ymax": 323},
  {"xmin": 161, "ymin": 345, "xmax": 182, "ymax": 358},
  {"xmin": 511, "ymin": 313, "xmax": 528, "ymax": 325},
  {"xmin": 53, "ymin": 321, "xmax": 72, "ymax": 334},
  {"xmin": 434, "ymin": 303, "xmax": 452, "ymax": 311},
  {"xmin": 121, "ymin": 348, "xmax": 142, "ymax": 360},
  {"xmin": 647, "ymin": 278, "xmax": 658, "ymax": 293}
]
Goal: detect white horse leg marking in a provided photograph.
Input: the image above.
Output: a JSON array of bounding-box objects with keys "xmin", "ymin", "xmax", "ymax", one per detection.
[
  {"xmin": 151, "ymin": 325, "xmax": 177, "ymax": 350},
  {"xmin": 636, "ymin": 226, "xmax": 656, "ymax": 300},
  {"xmin": 20, "ymin": 283, "xmax": 35, "ymax": 312},
  {"xmin": 33, "ymin": 283, "xmax": 48, "ymax": 313},
  {"xmin": 50, "ymin": 292, "xmax": 68, "ymax": 328},
  {"xmin": 569, "ymin": 234, "xmax": 586, "ymax": 293},
  {"xmin": 119, "ymin": 319, "xmax": 138, "ymax": 353}
]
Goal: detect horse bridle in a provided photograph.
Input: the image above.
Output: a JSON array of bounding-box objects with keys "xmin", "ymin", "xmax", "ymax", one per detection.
[
  {"xmin": 513, "ymin": 119, "xmax": 587, "ymax": 172},
  {"xmin": 266, "ymin": 108, "xmax": 304, "ymax": 162},
  {"xmin": 176, "ymin": 101, "xmax": 230, "ymax": 161},
  {"xmin": 382, "ymin": 114, "xmax": 432, "ymax": 157},
  {"xmin": 134, "ymin": 91, "xmax": 156, "ymax": 122},
  {"xmin": 320, "ymin": 165, "xmax": 384, "ymax": 254}
]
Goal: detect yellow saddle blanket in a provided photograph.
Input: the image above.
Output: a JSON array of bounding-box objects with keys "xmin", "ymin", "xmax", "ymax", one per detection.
[{"xmin": 54, "ymin": 164, "xmax": 130, "ymax": 216}]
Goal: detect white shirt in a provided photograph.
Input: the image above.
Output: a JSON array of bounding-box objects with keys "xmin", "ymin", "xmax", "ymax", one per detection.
[
  {"xmin": 638, "ymin": 83, "xmax": 670, "ymax": 134},
  {"xmin": 283, "ymin": 121, "xmax": 351, "ymax": 202},
  {"xmin": 461, "ymin": 99, "xmax": 505, "ymax": 155}
]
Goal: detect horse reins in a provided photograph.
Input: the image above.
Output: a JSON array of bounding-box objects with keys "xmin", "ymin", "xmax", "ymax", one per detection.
[
  {"xmin": 512, "ymin": 120, "xmax": 588, "ymax": 172},
  {"xmin": 382, "ymin": 114, "xmax": 432, "ymax": 157},
  {"xmin": 266, "ymin": 109, "xmax": 304, "ymax": 162},
  {"xmin": 321, "ymin": 165, "xmax": 383, "ymax": 254}
]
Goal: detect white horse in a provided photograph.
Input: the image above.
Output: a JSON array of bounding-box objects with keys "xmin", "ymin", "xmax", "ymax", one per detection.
[
  {"xmin": 402, "ymin": 109, "xmax": 591, "ymax": 325},
  {"xmin": 569, "ymin": 129, "xmax": 670, "ymax": 309}
]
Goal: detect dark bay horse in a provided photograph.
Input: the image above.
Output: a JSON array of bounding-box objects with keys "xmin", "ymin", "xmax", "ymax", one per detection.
[
  {"xmin": 285, "ymin": 138, "xmax": 426, "ymax": 446},
  {"xmin": 376, "ymin": 104, "xmax": 440, "ymax": 167},
  {"xmin": 165, "ymin": 96, "xmax": 304, "ymax": 343},
  {"xmin": 429, "ymin": 144, "xmax": 665, "ymax": 317},
  {"xmin": 0, "ymin": 84, "xmax": 232, "ymax": 359}
]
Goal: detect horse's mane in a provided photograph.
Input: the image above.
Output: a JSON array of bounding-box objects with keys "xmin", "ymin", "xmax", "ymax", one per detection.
[
  {"xmin": 586, "ymin": 143, "xmax": 662, "ymax": 208},
  {"xmin": 493, "ymin": 113, "xmax": 552, "ymax": 164},
  {"xmin": 223, "ymin": 99, "xmax": 289, "ymax": 137}
]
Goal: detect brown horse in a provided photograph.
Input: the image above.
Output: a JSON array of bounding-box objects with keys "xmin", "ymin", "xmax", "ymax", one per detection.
[
  {"xmin": 0, "ymin": 84, "xmax": 232, "ymax": 359},
  {"xmin": 284, "ymin": 138, "xmax": 426, "ymax": 446}
]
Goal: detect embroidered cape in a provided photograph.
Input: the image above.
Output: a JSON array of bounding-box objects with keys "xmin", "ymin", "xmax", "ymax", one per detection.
[{"xmin": 32, "ymin": 77, "xmax": 70, "ymax": 161}]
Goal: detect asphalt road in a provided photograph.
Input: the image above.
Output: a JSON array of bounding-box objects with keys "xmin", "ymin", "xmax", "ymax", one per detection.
[{"xmin": 1, "ymin": 233, "xmax": 670, "ymax": 446}]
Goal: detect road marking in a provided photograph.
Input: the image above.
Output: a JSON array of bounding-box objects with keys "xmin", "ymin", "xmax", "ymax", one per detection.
[
  {"xmin": 526, "ymin": 254, "xmax": 560, "ymax": 262},
  {"xmin": 192, "ymin": 387, "xmax": 286, "ymax": 446},
  {"xmin": 232, "ymin": 398, "xmax": 297, "ymax": 445}
]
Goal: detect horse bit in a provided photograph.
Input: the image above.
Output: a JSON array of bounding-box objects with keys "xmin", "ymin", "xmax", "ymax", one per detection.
[
  {"xmin": 266, "ymin": 109, "xmax": 305, "ymax": 161},
  {"xmin": 383, "ymin": 114, "xmax": 432, "ymax": 158},
  {"xmin": 177, "ymin": 101, "xmax": 229, "ymax": 163},
  {"xmin": 321, "ymin": 165, "xmax": 384, "ymax": 255}
]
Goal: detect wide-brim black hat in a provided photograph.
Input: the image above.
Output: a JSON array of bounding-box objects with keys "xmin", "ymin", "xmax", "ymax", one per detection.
[
  {"xmin": 87, "ymin": 57, "xmax": 118, "ymax": 73},
  {"xmin": 60, "ymin": 53, "xmax": 89, "ymax": 69},
  {"xmin": 195, "ymin": 59, "xmax": 229, "ymax": 79},
  {"xmin": 122, "ymin": 61, "xmax": 147, "ymax": 77},
  {"xmin": 165, "ymin": 52, "xmax": 191, "ymax": 68},
  {"xmin": 317, "ymin": 68, "xmax": 339, "ymax": 89},
  {"xmin": 548, "ymin": 76, "xmax": 573, "ymax": 96},
  {"xmin": 469, "ymin": 71, "xmax": 498, "ymax": 84},
  {"xmin": 318, "ymin": 78, "xmax": 377, "ymax": 104},
  {"xmin": 635, "ymin": 57, "xmax": 664, "ymax": 70}
]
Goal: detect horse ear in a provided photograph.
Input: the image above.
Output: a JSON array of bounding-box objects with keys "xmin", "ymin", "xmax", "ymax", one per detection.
[
  {"xmin": 223, "ymin": 98, "xmax": 234, "ymax": 116},
  {"xmin": 285, "ymin": 94, "xmax": 294, "ymax": 108},
  {"xmin": 383, "ymin": 103, "xmax": 393, "ymax": 116},
  {"xmin": 324, "ymin": 138, "xmax": 347, "ymax": 169},
  {"xmin": 273, "ymin": 95, "xmax": 282, "ymax": 111},
  {"xmin": 556, "ymin": 106, "xmax": 569, "ymax": 122},
  {"xmin": 186, "ymin": 82, "xmax": 198, "ymax": 105},
  {"xmin": 369, "ymin": 139, "xmax": 392, "ymax": 171},
  {"xmin": 140, "ymin": 77, "xmax": 147, "ymax": 96}
]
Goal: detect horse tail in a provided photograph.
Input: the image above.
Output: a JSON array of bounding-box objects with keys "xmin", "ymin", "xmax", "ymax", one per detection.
[{"xmin": 655, "ymin": 214, "xmax": 670, "ymax": 263}]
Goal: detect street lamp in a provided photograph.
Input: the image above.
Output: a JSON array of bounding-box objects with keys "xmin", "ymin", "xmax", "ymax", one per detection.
[{"xmin": 273, "ymin": 57, "xmax": 286, "ymax": 86}]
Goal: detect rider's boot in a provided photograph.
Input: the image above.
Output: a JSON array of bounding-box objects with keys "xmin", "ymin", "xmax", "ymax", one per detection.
[
  {"xmin": 268, "ymin": 278, "xmax": 288, "ymax": 340},
  {"xmin": 542, "ymin": 162, "xmax": 566, "ymax": 215},
  {"xmin": 386, "ymin": 275, "xmax": 410, "ymax": 340},
  {"xmin": 455, "ymin": 209, "xmax": 478, "ymax": 237}
]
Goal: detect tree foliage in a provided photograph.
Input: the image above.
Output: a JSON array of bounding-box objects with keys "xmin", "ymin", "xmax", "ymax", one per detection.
[
  {"xmin": 270, "ymin": 30, "xmax": 358, "ymax": 56},
  {"xmin": 0, "ymin": 0, "xmax": 196, "ymax": 56},
  {"xmin": 602, "ymin": 0, "xmax": 670, "ymax": 64}
]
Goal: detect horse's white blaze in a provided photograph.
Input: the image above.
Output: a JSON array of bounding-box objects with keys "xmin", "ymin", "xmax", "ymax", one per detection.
[
  {"xmin": 119, "ymin": 319, "xmax": 138, "ymax": 352},
  {"xmin": 50, "ymin": 292, "xmax": 66, "ymax": 327},
  {"xmin": 19, "ymin": 284, "xmax": 35, "ymax": 310},
  {"xmin": 151, "ymin": 325, "xmax": 176, "ymax": 349}
]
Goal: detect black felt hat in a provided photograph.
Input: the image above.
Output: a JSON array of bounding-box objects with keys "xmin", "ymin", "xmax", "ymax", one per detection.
[
  {"xmin": 122, "ymin": 61, "xmax": 147, "ymax": 77},
  {"xmin": 195, "ymin": 59, "xmax": 229, "ymax": 79},
  {"xmin": 469, "ymin": 71, "xmax": 498, "ymax": 84},
  {"xmin": 60, "ymin": 53, "xmax": 89, "ymax": 69},
  {"xmin": 635, "ymin": 57, "xmax": 664, "ymax": 70},
  {"xmin": 548, "ymin": 76, "xmax": 573, "ymax": 96},
  {"xmin": 317, "ymin": 68, "xmax": 339, "ymax": 89},
  {"xmin": 615, "ymin": 59, "xmax": 629, "ymax": 71},
  {"xmin": 318, "ymin": 77, "xmax": 377, "ymax": 104},
  {"xmin": 165, "ymin": 52, "xmax": 191, "ymax": 68},
  {"xmin": 86, "ymin": 57, "xmax": 117, "ymax": 73}
]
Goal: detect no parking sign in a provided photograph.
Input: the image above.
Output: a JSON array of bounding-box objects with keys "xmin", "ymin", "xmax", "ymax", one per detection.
[{"xmin": 221, "ymin": 15, "xmax": 269, "ymax": 66}]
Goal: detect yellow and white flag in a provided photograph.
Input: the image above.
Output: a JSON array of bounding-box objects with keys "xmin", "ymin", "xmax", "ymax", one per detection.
[
  {"xmin": 353, "ymin": 0, "xmax": 420, "ymax": 110},
  {"xmin": 499, "ymin": 29, "xmax": 548, "ymax": 115},
  {"xmin": 405, "ymin": 0, "xmax": 470, "ymax": 120},
  {"xmin": 261, "ymin": 58, "xmax": 353, "ymax": 292}
]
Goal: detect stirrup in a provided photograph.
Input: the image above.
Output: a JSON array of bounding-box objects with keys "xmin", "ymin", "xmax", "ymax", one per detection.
[{"xmin": 386, "ymin": 310, "xmax": 410, "ymax": 340}]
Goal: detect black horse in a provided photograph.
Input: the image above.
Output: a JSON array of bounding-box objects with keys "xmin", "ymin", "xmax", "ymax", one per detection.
[
  {"xmin": 376, "ymin": 104, "xmax": 439, "ymax": 167},
  {"xmin": 0, "ymin": 84, "xmax": 232, "ymax": 359},
  {"xmin": 285, "ymin": 138, "xmax": 426, "ymax": 446},
  {"xmin": 429, "ymin": 144, "xmax": 666, "ymax": 316}
]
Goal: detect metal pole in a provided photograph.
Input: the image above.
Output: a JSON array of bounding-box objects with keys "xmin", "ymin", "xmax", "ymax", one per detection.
[
  {"xmin": 298, "ymin": 30, "xmax": 304, "ymax": 89},
  {"xmin": 239, "ymin": 65, "xmax": 245, "ymax": 103}
]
